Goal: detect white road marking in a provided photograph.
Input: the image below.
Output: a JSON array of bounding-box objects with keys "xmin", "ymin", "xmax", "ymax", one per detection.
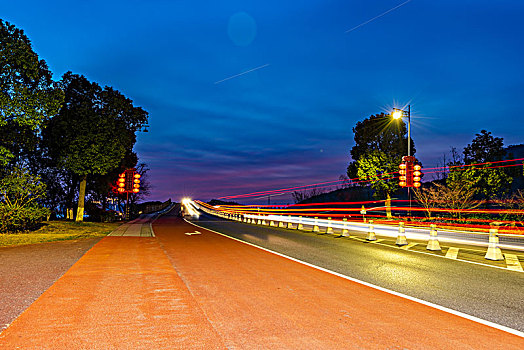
[
  {"xmin": 400, "ymin": 242, "xmax": 418, "ymax": 250},
  {"xmin": 184, "ymin": 231, "xmax": 202, "ymax": 236},
  {"xmin": 505, "ymin": 254, "xmax": 523, "ymax": 272},
  {"xmin": 445, "ymin": 247, "xmax": 459, "ymax": 259},
  {"xmin": 185, "ymin": 219, "xmax": 524, "ymax": 338}
]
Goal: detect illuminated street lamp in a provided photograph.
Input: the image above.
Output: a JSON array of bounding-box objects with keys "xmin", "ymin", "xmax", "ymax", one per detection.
[{"xmin": 391, "ymin": 105, "xmax": 411, "ymax": 156}]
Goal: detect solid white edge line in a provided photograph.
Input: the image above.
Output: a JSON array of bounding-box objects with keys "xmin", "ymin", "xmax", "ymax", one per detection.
[{"xmin": 184, "ymin": 218, "xmax": 524, "ymax": 338}]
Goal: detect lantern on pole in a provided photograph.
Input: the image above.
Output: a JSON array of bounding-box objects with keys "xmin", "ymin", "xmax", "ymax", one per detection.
[{"xmin": 413, "ymin": 164, "xmax": 422, "ymax": 188}]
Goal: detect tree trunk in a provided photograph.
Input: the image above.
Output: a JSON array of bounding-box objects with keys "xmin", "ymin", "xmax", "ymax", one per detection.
[
  {"xmin": 76, "ymin": 176, "xmax": 87, "ymax": 222},
  {"xmin": 385, "ymin": 192, "xmax": 392, "ymax": 219},
  {"xmin": 66, "ymin": 175, "xmax": 78, "ymax": 220}
]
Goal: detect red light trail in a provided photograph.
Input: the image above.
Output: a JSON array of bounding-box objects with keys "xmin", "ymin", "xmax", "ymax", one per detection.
[{"xmin": 218, "ymin": 158, "xmax": 524, "ymax": 201}]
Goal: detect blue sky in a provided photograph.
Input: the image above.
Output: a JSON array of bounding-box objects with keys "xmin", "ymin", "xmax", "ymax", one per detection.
[{"xmin": 2, "ymin": 0, "xmax": 523, "ymax": 203}]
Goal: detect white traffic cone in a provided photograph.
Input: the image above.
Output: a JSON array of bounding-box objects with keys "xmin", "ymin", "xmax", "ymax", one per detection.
[
  {"xmin": 426, "ymin": 224, "xmax": 441, "ymax": 251},
  {"xmin": 313, "ymin": 217, "xmax": 320, "ymax": 233},
  {"xmin": 342, "ymin": 218, "xmax": 349, "ymax": 237},
  {"xmin": 366, "ymin": 220, "xmax": 377, "ymax": 241},
  {"xmin": 396, "ymin": 222, "xmax": 408, "ymax": 246},
  {"xmin": 297, "ymin": 216, "xmax": 304, "ymax": 230},
  {"xmin": 326, "ymin": 217, "xmax": 334, "ymax": 234},
  {"xmin": 485, "ymin": 224, "xmax": 504, "ymax": 260},
  {"xmin": 288, "ymin": 216, "xmax": 295, "ymax": 229}
]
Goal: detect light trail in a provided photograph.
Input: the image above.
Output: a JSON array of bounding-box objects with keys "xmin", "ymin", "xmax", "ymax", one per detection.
[
  {"xmin": 196, "ymin": 199, "xmax": 524, "ymax": 236},
  {"xmin": 423, "ymin": 157, "xmax": 524, "ymax": 171},
  {"xmin": 345, "ymin": 0, "xmax": 413, "ymax": 34},
  {"xmin": 218, "ymin": 158, "xmax": 524, "ymax": 201},
  {"xmin": 214, "ymin": 64, "xmax": 270, "ymax": 84},
  {"xmin": 195, "ymin": 200, "xmax": 524, "ymax": 241}
]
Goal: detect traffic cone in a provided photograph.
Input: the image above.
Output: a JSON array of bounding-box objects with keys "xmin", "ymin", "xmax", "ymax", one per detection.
[
  {"xmin": 396, "ymin": 222, "xmax": 408, "ymax": 246},
  {"xmin": 297, "ymin": 216, "xmax": 304, "ymax": 230},
  {"xmin": 313, "ymin": 217, "xmax": 320, "ymax": 232},
  {"xmin": 426, "ymin": 224, "xmax": 441, "ymax": 251},
  {"xmin": 270, "ymin": 220, "xmax": 277, "ymax": 227},
  {"xmin": 326, "ymin": 217, "xmax": 334, "ymax": 234},
  {"xmin": 366, "ymin": 220, "xmax": 377, "ymax": 241},
  {"xmin": 485, "ymin": 224, "xmax": 504, "ymax": 260},
  {"xmin": 257, "ymin": 218, "xmax": 262, "ymax": 225},
  {"xmin": 262, "ymin": 217, "xmax": 268, "ymax": 225},
  {"xmin": 342, "ymin": 218, "xmax": 349, "ymax": 237},
  {"xmin": 288, "ymin": 216, "xmax": 295, "ymax": 229}
]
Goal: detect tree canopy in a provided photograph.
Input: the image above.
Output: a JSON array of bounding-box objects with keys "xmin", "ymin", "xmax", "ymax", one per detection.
[
  {"xmin": 0, "ymin": 19, "xmax": 63, "ymax": 168},
  {"xmin": 447, "ymin": 130, "xmax": 512, "ymax": 199},
  {"xmin": 42, "ymin": 72, "xmax": 148, "ymax": 221},
  {"xmin": 348, "ymin": 112, "xmax": 414, "ymax": 179},
  {"xmin": 463, "ymin": 130, "xmax": 505, "ymax": 164},
  {"xmin": 350, "ymin": 113, "xmax": 414, "ymax": 164}
]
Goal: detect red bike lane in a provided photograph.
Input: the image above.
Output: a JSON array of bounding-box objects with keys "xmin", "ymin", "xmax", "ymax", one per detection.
[
  {"xmin": 153, "ymin": 216, "xmax": 523, "ymax": 349},
  {"xmin": 0, "ymin": 235, "xmax": 224, "ymax": 349}
]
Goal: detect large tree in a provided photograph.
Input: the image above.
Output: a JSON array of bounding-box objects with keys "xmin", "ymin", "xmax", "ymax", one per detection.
[
  {"xmin": 43, "ymin": 72, "xmax": 148, "ymax": 221},
  {"xmin": 0, "ymin": 19, "xmax": 63, "ymax": 169},
  {"xmin": 348, "ymin": 112, "xmax": 415, "ymax": 217}
]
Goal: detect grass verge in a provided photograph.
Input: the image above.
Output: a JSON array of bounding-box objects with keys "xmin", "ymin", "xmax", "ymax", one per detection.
[{"xmin": 0, "ymin": 221, "xmax": 121, "ymax": 247}]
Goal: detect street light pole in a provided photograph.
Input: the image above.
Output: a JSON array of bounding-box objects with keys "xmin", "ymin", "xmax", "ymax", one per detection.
[
  {"xmin": 407, "ymin": 104, "xmax": 411, "ymax": 157},
  {"xmin": 392, "ymin": 104, "xmax": 411, "ymax": 156},
  {"xmin": 392, "ymin": 105, "xmax": 412, "ymax": 218}
]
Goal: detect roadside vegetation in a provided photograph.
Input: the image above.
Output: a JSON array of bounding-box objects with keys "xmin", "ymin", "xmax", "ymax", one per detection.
[
  {"xmin": 0, "ymin": 19, "xmax": 150, "ymax": 234},
  {"xmin": 291, "ymin": 113, "xmax": 524, "ymax": 233},
  {"xmin": 0, "ymin": 221, "xmax": 119, "ymax": 247}
]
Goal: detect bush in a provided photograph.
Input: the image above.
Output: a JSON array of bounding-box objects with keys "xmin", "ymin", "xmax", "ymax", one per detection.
[
  {"xmin": 0, "ymin": 168, "xmax": 50, "ymax": 233},
  {"xmin": 84, "ymin": 201, "xmax": 120, "ymax": 222}
]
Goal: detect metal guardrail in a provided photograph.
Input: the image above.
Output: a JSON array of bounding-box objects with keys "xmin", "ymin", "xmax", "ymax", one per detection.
[{"xmin": 194, "ymin": 202, "xmax": 524, "ymax": 252}]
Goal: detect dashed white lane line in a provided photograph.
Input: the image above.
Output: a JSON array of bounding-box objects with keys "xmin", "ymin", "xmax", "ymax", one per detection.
[
  {"xmin": 505, "ymin": 254, "xmax": 523, "ymax": 272},
  {"xmin": 185, "ymin": 219, "xmax": 524, "ymax": 338},
  {"xmin": 445, "ymin": 247, "xmax": 459, "ymax": 259},
  {"xmin": 400, "ymin": 242, "xmax": 418, "ymax": 250}
]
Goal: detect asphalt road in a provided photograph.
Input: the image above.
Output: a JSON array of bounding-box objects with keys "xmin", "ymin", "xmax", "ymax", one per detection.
[{"xmin": 188, "ymin": 212, "xmax": 524, "ymax": 333}]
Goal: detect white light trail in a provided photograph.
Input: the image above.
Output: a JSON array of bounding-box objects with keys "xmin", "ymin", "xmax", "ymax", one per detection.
[
  {"xmin": 345, "ymin": 0, "xmax": 412, "ymax": 34},
  {"xmin": 214, "ymin": 64, "xmax": 270, "ymax": 84}
]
